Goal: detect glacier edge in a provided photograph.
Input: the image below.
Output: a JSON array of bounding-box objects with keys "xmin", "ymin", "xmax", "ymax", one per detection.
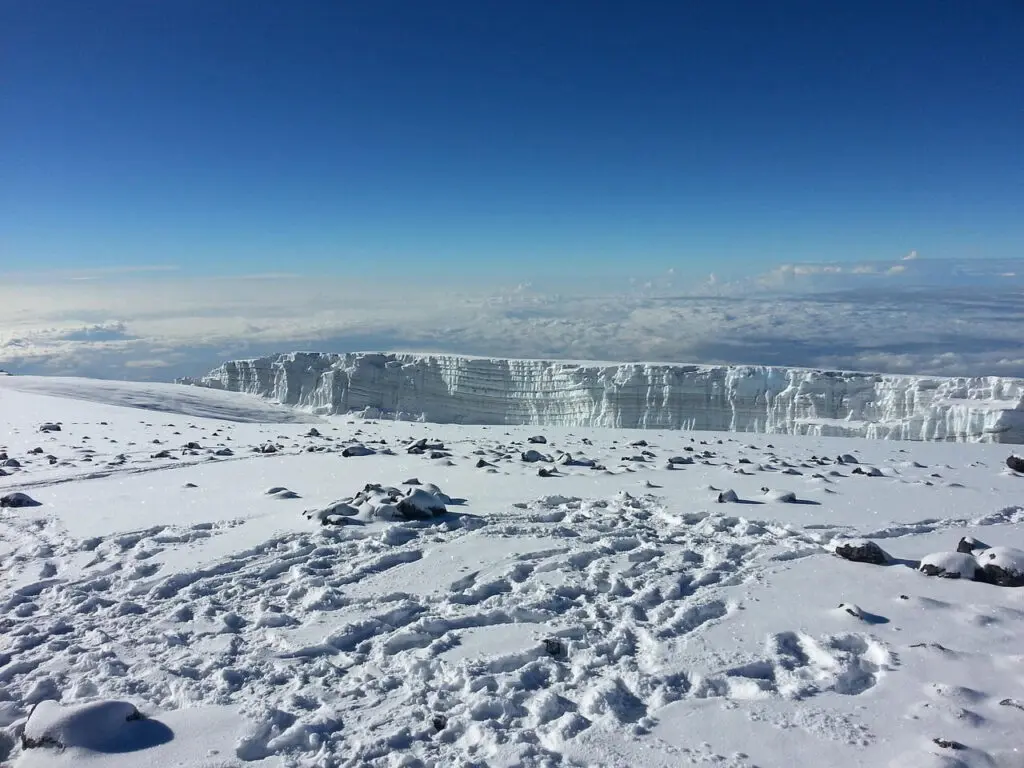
[{"xmin": 178, "ymin": 352, "xmax": 1024, "ymax": 443}]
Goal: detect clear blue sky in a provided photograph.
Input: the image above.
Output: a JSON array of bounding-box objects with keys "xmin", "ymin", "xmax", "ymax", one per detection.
[{"xmin": 3, "ymin": 0, "xmax": 1022, "ymax": 279}]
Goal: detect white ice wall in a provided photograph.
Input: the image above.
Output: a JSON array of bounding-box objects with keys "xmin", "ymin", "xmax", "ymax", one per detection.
[{"xmin": 181, "ymin": 352, "xmax": 1024, "ymax": 443}]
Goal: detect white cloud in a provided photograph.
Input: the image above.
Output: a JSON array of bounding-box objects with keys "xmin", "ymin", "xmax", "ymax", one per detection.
[{"xmin": 1, "ymin": 261, "xmax": 1022, "ymax": 381}]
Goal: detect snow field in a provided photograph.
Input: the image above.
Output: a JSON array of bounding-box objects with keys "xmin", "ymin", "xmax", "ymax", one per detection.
[{"xmin": 1, "ymin": 375, "xmax": 1023, "ymax": 766}]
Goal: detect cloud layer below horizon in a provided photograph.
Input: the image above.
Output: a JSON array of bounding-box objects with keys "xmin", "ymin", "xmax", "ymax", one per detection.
[{"xmin": 1, "ymin": 257, "xmax": 1021, "ymax": 382}]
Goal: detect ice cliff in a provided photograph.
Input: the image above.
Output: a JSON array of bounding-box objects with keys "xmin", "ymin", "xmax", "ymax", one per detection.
[{"xmin": 180, "ymin": 352, "xmax": 1024, "ymax": 443}]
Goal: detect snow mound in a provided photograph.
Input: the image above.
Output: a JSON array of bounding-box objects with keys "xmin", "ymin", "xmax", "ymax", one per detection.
[
  {"xmin": 975, "ymin": 546, "xmax": 1024, "ymax": 587},
  {"xmin": 21, "ymin": 700, "xmax": 159, "ymax": 752},
  {"xmin": 918, "ymin": 552, "xmax": 979, "ymax": 580}
]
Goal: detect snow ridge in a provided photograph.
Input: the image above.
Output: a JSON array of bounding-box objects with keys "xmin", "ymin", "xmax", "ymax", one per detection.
[{"xmin": 182, "ymin": 352, "xmax": 1024, "ymax": 443}]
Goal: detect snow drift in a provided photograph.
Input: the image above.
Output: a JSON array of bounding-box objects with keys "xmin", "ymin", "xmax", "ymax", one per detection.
[{"xmin": 180, "ymin": 352, "xmax": 1024, "ymax": 443}]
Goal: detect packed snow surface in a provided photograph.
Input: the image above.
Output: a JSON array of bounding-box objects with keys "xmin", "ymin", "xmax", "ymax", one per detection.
[
  {"xmin": 2, "ymin": 375, "xmax": 1024, "ymax": 767},
  {"xmin": 184, "ymin": 352, "xmax": 1024, "ymax": 442}
]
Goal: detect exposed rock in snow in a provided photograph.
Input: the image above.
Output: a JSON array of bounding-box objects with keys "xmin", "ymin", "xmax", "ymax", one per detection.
[
  {"xmin": 716, "ymin": 489, "xmax": 739, "ymax": 503},
  {"xmin": 184, "ymin": 352, "xmax": 1024, "ymax": 442},
  {"xmin": 1007, "ymin": 455, "xmax": 1024, "ymax": 472},
  {"xmin": 974, "ymin": 547, "xmax": 1024, "ymax": 587},
  {"xmin": 833, "ymin": 540, "xmax": 890, "ymax": 565},
  {"xmin": 396, "ymin": 488, "xmax": 447, "ymax": 519},
  {"xmin": 1, "ymin": 492, "xmax": 40, "ymax": 508},
  {"xmin": 521, "ymin": 449, "xmax": 550, "ymax": 463},
  {"xmin": 39, "ymin": 423, "xmax": 61, "ymax": 433},
  {"xmin": 341, "ymin": 444, "xmax": 375, "ymax": 458},
  {"xmin": 956, "ymin": 536, "xmax": 988, "ymax": 553},
  {"xmin": 919, "ymin": 552, "xmax": 979, "ymax": 580}
]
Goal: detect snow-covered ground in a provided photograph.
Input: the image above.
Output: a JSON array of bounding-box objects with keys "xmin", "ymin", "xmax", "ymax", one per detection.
[{"xmin": 1, "ymin": 374, "xmax": 1023, "ymax": 767}]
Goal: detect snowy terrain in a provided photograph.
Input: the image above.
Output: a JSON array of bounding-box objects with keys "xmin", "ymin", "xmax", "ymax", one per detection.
[
  {"xmin": 1, "ymin": 373, "xmax": 1024, "ymax": 767},
  {"xmin": 184, "ymin": 352, "xmax": 1024, "ymax": 443}
]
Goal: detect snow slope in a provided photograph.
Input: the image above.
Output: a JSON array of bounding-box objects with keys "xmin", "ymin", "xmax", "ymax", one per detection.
[
  {"xmin": 2, "ymin": 377, "xmax": 1024, "ymax": 767},
  {"xmin": 184, "ymin": 352, "xmax": 1024, "ymax": 442}
]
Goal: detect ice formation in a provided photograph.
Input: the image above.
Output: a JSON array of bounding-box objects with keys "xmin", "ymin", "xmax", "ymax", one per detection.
[{"xmin": 180, "ymin": 352, "xmax": 1024, "ymax": 442}]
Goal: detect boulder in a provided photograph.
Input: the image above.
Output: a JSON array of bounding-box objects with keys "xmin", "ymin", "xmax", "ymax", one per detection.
[
  {"xmin": 918, "ymin": 552, "xmax": 978, "ymax": 580},
  {"xmin": 956, "ymin": 536, "xmax": 988, "ymax": 554},
  {"xmin": 1006, "ymin": 455, "xmax": 1024, "ymax": 473},
  {"xmin": 521, "ymin": 449, "xmax": 549, "ymax": 463},
  {"xmin": 833, "ymin": 540, "xmax": 890, "ymax": 565},
  {"xmin": 1, "ymin": 492, "xmax": 41, "ymax": 508},
  {"xmin": 342, "ymin": 444, "xmax": 375, "ymax": 458},
  {"xmin": 974, "ymin": 547, "xmax": 1024, "ymax": 587},
  {"xmin": 396, "ymin": 488, "xmax": 447, "ymax": 519}
]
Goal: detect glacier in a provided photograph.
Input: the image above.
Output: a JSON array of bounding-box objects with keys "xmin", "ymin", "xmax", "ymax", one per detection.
[{"xmin": 179, "ymin": 352, "xmax": 1024, "ymax": 443}]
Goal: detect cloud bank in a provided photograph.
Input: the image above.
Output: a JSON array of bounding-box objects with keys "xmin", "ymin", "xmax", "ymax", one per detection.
[{"xmin": 1, "ymin": 257, "xmax": 1021, "ymax": 381}]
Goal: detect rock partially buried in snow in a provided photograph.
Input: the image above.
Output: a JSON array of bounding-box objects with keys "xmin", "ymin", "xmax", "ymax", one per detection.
[
  {"xmin": 851, "ymin": 466, "xmax": 884, "ymax": 477},
  {"xmin": 521, "ymin": 449, "xmax": 550, "ymax": 463},
  {"xmin": 1, "ymin": 491, "xmax": 40, "ymax": 508},
  {"xmin": 919, "ymin": 552, "xmax": 979, "ymax": 580},
  {"xmin": 762, "ymin": 488, "xmax": 797, "ymax": 503},
  {"xmin": 22, "ymin": 699, "xmax": 147, "ymax": 751},
  {"xmin": 308, "ymin": 500, "xmax": 361, "ymax": 525},
  {"xmin": 716, "ymin": 489, "xmax": 739, "ymax": 503},
  {"xmin": 396, "ymin": 488, "xmax": 447, "ymax": 519},
  {"xmin": 974, "ymin": 547, "xmax": 1024, "ymax": 587},
  {"xmin": 834, "ymin": 540, "xmax": 890, "ymax": 565},
  {"xmin": 956, "ymin": 536, "xmax": 988, "ymax": 554},
  {"xmin": 341, "ymin": 444, "xmax": 375, "ymax": 458},
  {"xmin": 1006, "ymin": 455, "xmax": 1024, "ymax": 473},
  {"xmin": 39, "ymin": 422, "xmax": 62, "ymax": 433}
]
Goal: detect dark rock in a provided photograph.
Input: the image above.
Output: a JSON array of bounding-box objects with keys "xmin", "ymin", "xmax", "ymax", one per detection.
[
  {"xmin": 956, "ymin": 536, "xmax": 988, "ymax": 554},
  {"xmin": 39, "ymin": 423, "xmax": 61, "ymax": 433},
  {"xmin": 1006, "ymin": 455, "xmax": 1024, "ymax": 473},
  {"xmin": 395, "ymin": 488, "xmax": 446, "ymax": 519},
  {"xmin": 521, "ymin": 449, "xmax": 548, "ymax": 463},
  {"xmin": 258, "ymin": 443, "xmax": 278, "ymax": 454},
  {"xmin": 306, "ymin": 428, "xmax": 321, "ymax": 438},
  {"xmin": 28, "ymin": 447, "xmax": 44, "ymax": 455},
  {"xmin": 543, "ymin": 638, "xmax": 566, "ymax": 657},
  {"xmin": 834, "ymin": 541, "xmax": 889, "ymax": 565},
  {"xmin": 538, "ymin": 467, "xmax": 554, "ymax": 477},
  {"xmin": 629, "ymin": 439, "xmax": 648, "ymax": 447},
  {"xmin": 151, "ymin": 450, "xmax": 172, "ymax": 459},
  {"xmin": 183, "ymin": 442, "xmax": 201, "ymax": 450},
  {"xmin": 2, "ymin": 458, "xmax": 21, "ymax": 468},
  {"xmin": 431, "ymin": 714, "xmax": 448, "ymax": 732},
  {"xmin": 932, "ymin": 738, "xmax": 965, "ymax": 750},
  {"xmin": 475, "ymin": 458, "xmax": 494, "ymax": 469},
  {"xmin": 975, "ymin": 548, "xmax": 1024, "ymax": 587},
  {"xmin": 342, "ymin": 444, "xmax": 375, "ymax": 458},
  {"xmin": 1, "ymin": 492, "xmax": 41, "ymax": 508},
  {"xmin": 527, "ymin": 435, "xmax": 547, "ymax": 444}
]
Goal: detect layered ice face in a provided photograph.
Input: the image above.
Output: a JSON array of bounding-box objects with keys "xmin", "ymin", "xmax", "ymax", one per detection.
[{"xmin": 184, "ymin": 352, "xmax": 1024, "ymax": 443}]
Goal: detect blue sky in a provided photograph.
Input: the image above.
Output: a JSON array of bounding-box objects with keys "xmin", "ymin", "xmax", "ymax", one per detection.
[{"xmin": 3, "ymin": 0, "xmax": 1022, "ymax": 280}]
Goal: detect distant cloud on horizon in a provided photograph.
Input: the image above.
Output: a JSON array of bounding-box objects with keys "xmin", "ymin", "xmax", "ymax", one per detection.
[{"xmin": 1, "ymin": 257, "xmax": 1021, "ymax": 382}]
